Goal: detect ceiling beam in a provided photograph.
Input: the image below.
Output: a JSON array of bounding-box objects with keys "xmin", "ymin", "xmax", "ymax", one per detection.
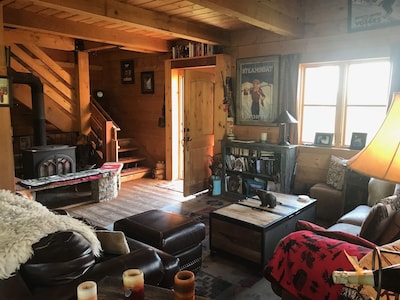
[
  {"xmin": 3, "ymin": 6, "xmax": 169, "ymax": 53},
  {"xmin": 31, "ymin": 0, "xmax": 230, "ymax": 45},
  {"xmin": 189, "ymin": 0, "xmax": 304, "ymax": 38},
  {"xmin": 4, "ymin": 29, "xmax": 75, "ymax": 51}
]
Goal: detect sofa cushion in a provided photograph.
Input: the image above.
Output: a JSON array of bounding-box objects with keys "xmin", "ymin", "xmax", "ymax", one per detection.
[
  {"xmin": 336, "ymin": 205, "xmax": 371, "ymax": 226},
  {"xmin": 326, "ymin": 155, "xmax": 347, "ymax": 190},
  {"xmin": 367, "ymin": 178, "xmax": 396, "ymax": 206},
  {"xmin": 296, "ymin": 220, "xmax": 376, "ymax": 249}
]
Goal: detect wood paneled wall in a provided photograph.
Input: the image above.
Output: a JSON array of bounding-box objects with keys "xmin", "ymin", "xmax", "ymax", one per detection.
[{"xmin": 89, "ymin": 51, "xmax": 169, "ymax": 163}]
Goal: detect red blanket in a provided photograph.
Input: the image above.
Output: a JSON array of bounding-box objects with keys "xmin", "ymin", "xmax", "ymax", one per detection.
[{"xmin": 264, "ymin": 230, "xmax": 372, "ymax": 300}]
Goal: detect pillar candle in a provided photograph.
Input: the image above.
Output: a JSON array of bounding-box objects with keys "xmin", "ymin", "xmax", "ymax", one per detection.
[
  {"xmin": 123, "ymin": 269, "xmax": 144, "ymax": 300},
  {"xmin": 77, "ymin": 281, "xmax": 97, "ymax": 300},
  {"xmin": 174, "ymin": 270, "xmax": 195, "ymax": 300}
]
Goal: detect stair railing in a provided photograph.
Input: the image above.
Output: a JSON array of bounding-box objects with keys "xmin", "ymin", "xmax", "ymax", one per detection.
[{"xmin": 90, "ymin": 98, "xmax": 120, "ymax": 162}]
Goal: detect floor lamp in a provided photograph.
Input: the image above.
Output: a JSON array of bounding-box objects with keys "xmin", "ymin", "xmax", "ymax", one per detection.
[
  {"xmin": 347, "ymin": 92, "xmax": 400, "ymax": 184},
  {"xmin": 274, "ymin": 110, "xmax": 298, "ymax": 146}
]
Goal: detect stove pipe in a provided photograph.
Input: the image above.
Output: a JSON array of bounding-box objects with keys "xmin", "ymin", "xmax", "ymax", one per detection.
[{"xmin": 9, "ymin": 70, "xmax": 46, "ymax": 146}]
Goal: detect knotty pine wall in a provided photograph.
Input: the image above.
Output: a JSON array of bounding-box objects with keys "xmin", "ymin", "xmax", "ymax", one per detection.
[
  {"xmin": 89, "ymin": 51, "xmax": 170, "ymax": 163},
  {"xmin": 10, "ymin": 0, "xmax": 400, "ymax": 188}
]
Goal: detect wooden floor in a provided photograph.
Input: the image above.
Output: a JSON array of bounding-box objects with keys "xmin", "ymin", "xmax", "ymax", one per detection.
[{"xmin": 63, "ymin": 178, "xmax": 206, "ymax": 227}]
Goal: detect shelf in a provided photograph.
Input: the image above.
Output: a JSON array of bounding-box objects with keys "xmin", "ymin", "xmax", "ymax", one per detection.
[{"xmin": 221, "ymin": 139, "xmax": 297, "ymax": 196}]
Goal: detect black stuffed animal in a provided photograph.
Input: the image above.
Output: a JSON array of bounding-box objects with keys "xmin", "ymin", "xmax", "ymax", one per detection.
[{"xmin": 256, "ymin": 189, "xmax": 277, "ymax": 208}]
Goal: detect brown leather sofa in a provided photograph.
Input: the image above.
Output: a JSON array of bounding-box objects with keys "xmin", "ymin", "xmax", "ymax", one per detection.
[{"xmin": 0, "ymin": 224, "xmax": 180, "ymax": 300}]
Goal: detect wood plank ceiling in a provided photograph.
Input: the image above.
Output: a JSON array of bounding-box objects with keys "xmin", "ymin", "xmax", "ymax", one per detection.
[{"xmin": 2, "ymin": 0, "xmax": 304, "ymax": 53}]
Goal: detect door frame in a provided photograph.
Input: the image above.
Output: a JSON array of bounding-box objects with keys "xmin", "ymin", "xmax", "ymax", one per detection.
[{"xmin": 164, "ymin": 55, "xmax": 231, "ymax": 181}]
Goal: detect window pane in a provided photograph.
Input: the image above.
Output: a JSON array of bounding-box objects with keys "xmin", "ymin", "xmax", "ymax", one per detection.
[
  {"xmin": 304, "ymin": 66, "xmax": 339, "ymax": 105},
  {"xmin": 347, "ymin": 61, "xmax": 390, "ymax": 106},
  {"xmin": 302, "ymin": 106, "xmax": 336, "ymax": 143},
  {"xmin": 345, "ymin": 107, "xmax": 387, "ymax": 145}
]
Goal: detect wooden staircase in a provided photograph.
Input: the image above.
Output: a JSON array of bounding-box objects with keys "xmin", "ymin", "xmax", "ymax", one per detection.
[{"xmin": 117, "ymin": 138, "xmax": 152, "ymax": 182}]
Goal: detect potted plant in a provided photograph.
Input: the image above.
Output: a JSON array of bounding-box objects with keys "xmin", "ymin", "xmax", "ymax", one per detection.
[{"xmin": 209, "ymin": 154, "xmax": 223, "ymax": 195}]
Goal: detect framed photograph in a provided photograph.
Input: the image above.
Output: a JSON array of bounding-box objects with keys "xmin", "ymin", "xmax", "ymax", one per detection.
[
  {"xmin": 314, "ymin": 133, "xmax": 333, "ymax": 147},
  {"xmin": 0, "ymin": 76, "xmax": 12, "ymax": 107},
  {"xmin": 236, "ymin": 56, "xmax": 280, "ymax": 126},
  {"xmin": 120, "ymin": 60, "xmax": 134, "ymax": 84},
  {"xmin": 348, "ymin": 0, "xmax": 400, "ymax": 32},
  {"xmin": 141, "ymin": 71, "xmax": 154, "ymax": 94},
  {"xmin": 350, "ymin": 132, "xmax": 367, "ymax": 150}
]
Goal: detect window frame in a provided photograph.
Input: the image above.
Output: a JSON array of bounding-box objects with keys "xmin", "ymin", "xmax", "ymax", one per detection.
[{"xmin": 297, "ymin": 58, "xmax": 391, "ymax": 148}]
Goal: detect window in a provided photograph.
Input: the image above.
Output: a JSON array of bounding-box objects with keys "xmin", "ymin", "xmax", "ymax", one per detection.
[{"xmin": 299, "ymin": 59, "xmax": 391, "ymax": 147}]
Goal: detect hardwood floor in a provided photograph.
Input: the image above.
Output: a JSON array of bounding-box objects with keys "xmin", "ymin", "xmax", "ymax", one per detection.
[{"xmin": 65, "ymin": 178, "xmax": 204, "ymax": 227}]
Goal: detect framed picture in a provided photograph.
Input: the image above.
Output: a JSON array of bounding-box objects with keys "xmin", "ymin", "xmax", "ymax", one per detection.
[
  {"xmin": 141, "ymin": 71, "xmax": 154, "ymax": 94},
  {"xmin": 120, "ymin": 60, "xmax": 134, "ymax": 84},
  {"xmin": 314, "ymin": 133, "xmax": 333, "ymax": 147},
  {"xmin": 348, "ymin": 0, "xmax": 400, "ymax": 32},
  {"xmin": 0, "ymin": 76, "xmax": 12, "ymax": 107},
  {"xmin": 236, "ymin": 56, "xmax": 280, "ymax": 126},
  {"xmin": 350, "ymin": 132, "xmax": 367, "ymax": 150}
]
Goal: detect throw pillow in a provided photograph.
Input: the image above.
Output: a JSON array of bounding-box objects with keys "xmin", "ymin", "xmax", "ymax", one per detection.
[
  {"xmin": 96, "ymin": 230, "xmax": 130, "ymax": 255},
  {"xmin": 359, "ymin": 203, "xmax": 394, "ymax": 244},
  {"xmin": 326, "ymin": 155, "xmax": 347, "ymax": 190}
]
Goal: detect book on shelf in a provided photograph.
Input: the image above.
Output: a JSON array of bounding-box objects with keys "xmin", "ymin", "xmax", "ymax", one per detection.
[{"xmin": 171, "ymin": 42, "xmax": 222, "ymax": 59}]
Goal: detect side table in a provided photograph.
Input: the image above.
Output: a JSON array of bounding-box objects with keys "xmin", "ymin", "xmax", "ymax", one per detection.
[{"xmin": 97, "ymin": 276, "xmax": 209, "ymax": 299}]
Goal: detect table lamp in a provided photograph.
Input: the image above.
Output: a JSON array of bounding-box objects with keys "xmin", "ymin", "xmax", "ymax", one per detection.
[
  {"xmin": 347, "ymin": 92, "xmax": 400, "ymax": 184},
  {"xmin": 274, "ymin": 110, "xmax": 298, "ymax": 146}
]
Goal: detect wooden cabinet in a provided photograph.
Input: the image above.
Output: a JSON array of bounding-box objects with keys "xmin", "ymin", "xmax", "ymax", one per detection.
[{"xmin": 221, "ymin": 139, "xmax": 297, "ymax": 196}]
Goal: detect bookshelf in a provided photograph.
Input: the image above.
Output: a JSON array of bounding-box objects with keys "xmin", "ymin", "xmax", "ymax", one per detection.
[{"xmin": 222, "ymin": 139, "xmax": 297, "ymax": 196}]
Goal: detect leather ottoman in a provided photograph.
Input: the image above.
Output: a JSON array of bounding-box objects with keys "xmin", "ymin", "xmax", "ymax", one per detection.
[{"xmin": 114, "ymin": 209, "xmax": 206, "ymax": 273}]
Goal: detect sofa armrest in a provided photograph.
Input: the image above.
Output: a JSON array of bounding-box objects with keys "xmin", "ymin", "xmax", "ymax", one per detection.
[{"xmin": 125, "ymin": 237, "xmax": 180, "ymax": 288}]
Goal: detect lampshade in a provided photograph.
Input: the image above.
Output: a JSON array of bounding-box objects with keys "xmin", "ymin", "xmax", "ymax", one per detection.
[
  {"xmin": 347, "ymin": 92, "xmax": 400, "ymax": 183},
  {"xmin": 274, "ymin": 110, "xmax": 298, "ymax": 124}
]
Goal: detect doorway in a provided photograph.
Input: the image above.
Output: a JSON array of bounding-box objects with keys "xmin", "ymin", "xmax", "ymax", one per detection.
[{"xmin": 169, "ymin": 67, "xmax": 215, "ymax": 196}]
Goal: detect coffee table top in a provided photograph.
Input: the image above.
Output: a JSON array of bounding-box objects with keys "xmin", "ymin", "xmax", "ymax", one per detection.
[
  {"xmin": 97, "ymin": 276, "xmax": 209, "ymax": 300},
  {"xmin": 212, "ymin": 192, "xmax": 316, "ymax": 227}
]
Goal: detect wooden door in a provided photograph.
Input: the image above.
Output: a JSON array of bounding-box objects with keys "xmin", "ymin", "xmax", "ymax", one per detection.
[{"xmin": 183, "ymin": 70, "xmax": 215, "ymax": 196}]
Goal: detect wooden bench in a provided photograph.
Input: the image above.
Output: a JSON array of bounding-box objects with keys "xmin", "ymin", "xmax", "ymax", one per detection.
[{"xmin": 16, "ymin": 162, "xmax": 123, "ymax": 202}]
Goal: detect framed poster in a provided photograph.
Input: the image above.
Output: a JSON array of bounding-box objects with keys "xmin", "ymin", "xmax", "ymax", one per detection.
[
  {"xmin": 120, "ymin": 60, "xmax": 134, "ymax": 84},
  {"xmin": 348, "ymin": 0, "xmax": 400, "ymax": 32},
  {"xmin": 314, "ymin": 133, "xmax": 333, "ymax": 147},
  {"xmin": 236, "ymin": 56, "xmax": 280, "ymax": 126},
  {"xmin": 350, "ymin": 132, "xmax": 367, "ymax": 150},
  {"xmin": 141, "ymin": 71, "xmax": 154, "ymax": 94},
  {"xmin": 0, "ymin": 76, "xmax": 12, "ymax": 107}
]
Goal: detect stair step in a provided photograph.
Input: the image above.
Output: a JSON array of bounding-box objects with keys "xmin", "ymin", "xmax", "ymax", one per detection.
[
  {"xmin": 118, "ymin": 146, "xmax": 138, "ymax": 153},
  {"xmin": 119, "ymin": 156, "xmax": 146, "ymax": 164},
  {"xmin": 120, "ymin": 166, "xmax": 151, "ymax": 182},
  {"xmin": 118, "ymin": 138, "xmax": 134, "ymax": 147}
]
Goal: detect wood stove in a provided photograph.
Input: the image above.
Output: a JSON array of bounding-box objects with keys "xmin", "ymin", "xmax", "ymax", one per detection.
[{"xmin": 22, "ymin": 145, "xmax": 76, "ymax": 179}]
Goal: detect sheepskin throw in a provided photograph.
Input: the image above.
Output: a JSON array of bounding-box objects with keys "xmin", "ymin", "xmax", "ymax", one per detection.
[{"xmin": 0, "ymin": 189, "xmax": 101, "ymax": 279}]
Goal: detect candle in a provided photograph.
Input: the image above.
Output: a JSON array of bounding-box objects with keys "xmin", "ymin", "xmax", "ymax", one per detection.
[
  {"xmin": 174, "ymin": 270, "xmax": 195, "ymax": 300},
  {"xmin": 260, "ymin": 132, "xmax": 268, "ymax": 142},
  {"xmin": 77, "ymin": 281, "xmax": 97, "ymax": 300},
  {"xmin": 123, "ymin": 269, "xmax": 144, "ymax": 300}
]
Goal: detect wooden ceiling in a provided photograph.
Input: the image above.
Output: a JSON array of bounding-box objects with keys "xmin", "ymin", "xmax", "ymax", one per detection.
[{"xmin": 2, "ymin": 0, "xmax": 304, "ymax": 53}]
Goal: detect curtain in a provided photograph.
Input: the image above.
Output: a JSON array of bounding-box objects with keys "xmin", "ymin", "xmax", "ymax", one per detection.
[{"xmin": 278, "ymin": 54, "xmax": 300, "ymax": 144}]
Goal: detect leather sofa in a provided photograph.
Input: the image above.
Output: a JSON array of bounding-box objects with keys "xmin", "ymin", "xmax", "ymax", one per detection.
[{"xmin": 0, "ymin": 221, "xmax": 180, "ymax": 300}]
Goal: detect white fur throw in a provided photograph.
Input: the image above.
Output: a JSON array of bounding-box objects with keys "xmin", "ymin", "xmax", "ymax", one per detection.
[{"xmin": 0, "ymin": 189, "xmax": 102, "ymax": 279}]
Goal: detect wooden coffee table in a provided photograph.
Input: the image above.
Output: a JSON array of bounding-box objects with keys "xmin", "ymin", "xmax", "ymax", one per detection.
[
  {"xmin": 209, "ymin": 192, "xmax": 316, "ymax": 267},
  {"xmin": 97, "ymin": 276, "xmax": 209, "ymax": 299}
]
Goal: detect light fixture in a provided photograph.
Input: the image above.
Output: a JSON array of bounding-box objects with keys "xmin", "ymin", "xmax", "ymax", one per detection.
[
  {"xmin": 347, "ymin": 92, "xmax": 400, "ymax": 183},
  {"xmin": 274, "ymin": 110, "xmax": 298, "ymax": 146}
]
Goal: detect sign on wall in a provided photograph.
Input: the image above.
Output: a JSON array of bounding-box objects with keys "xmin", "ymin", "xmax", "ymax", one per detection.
[
  {"xmin": 349, "ymin": 0, "xmax": 400, "ymax": 32},
  {"xmin": 235, "ymin": 56, "xmax": 280, "ymax": 126}
]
